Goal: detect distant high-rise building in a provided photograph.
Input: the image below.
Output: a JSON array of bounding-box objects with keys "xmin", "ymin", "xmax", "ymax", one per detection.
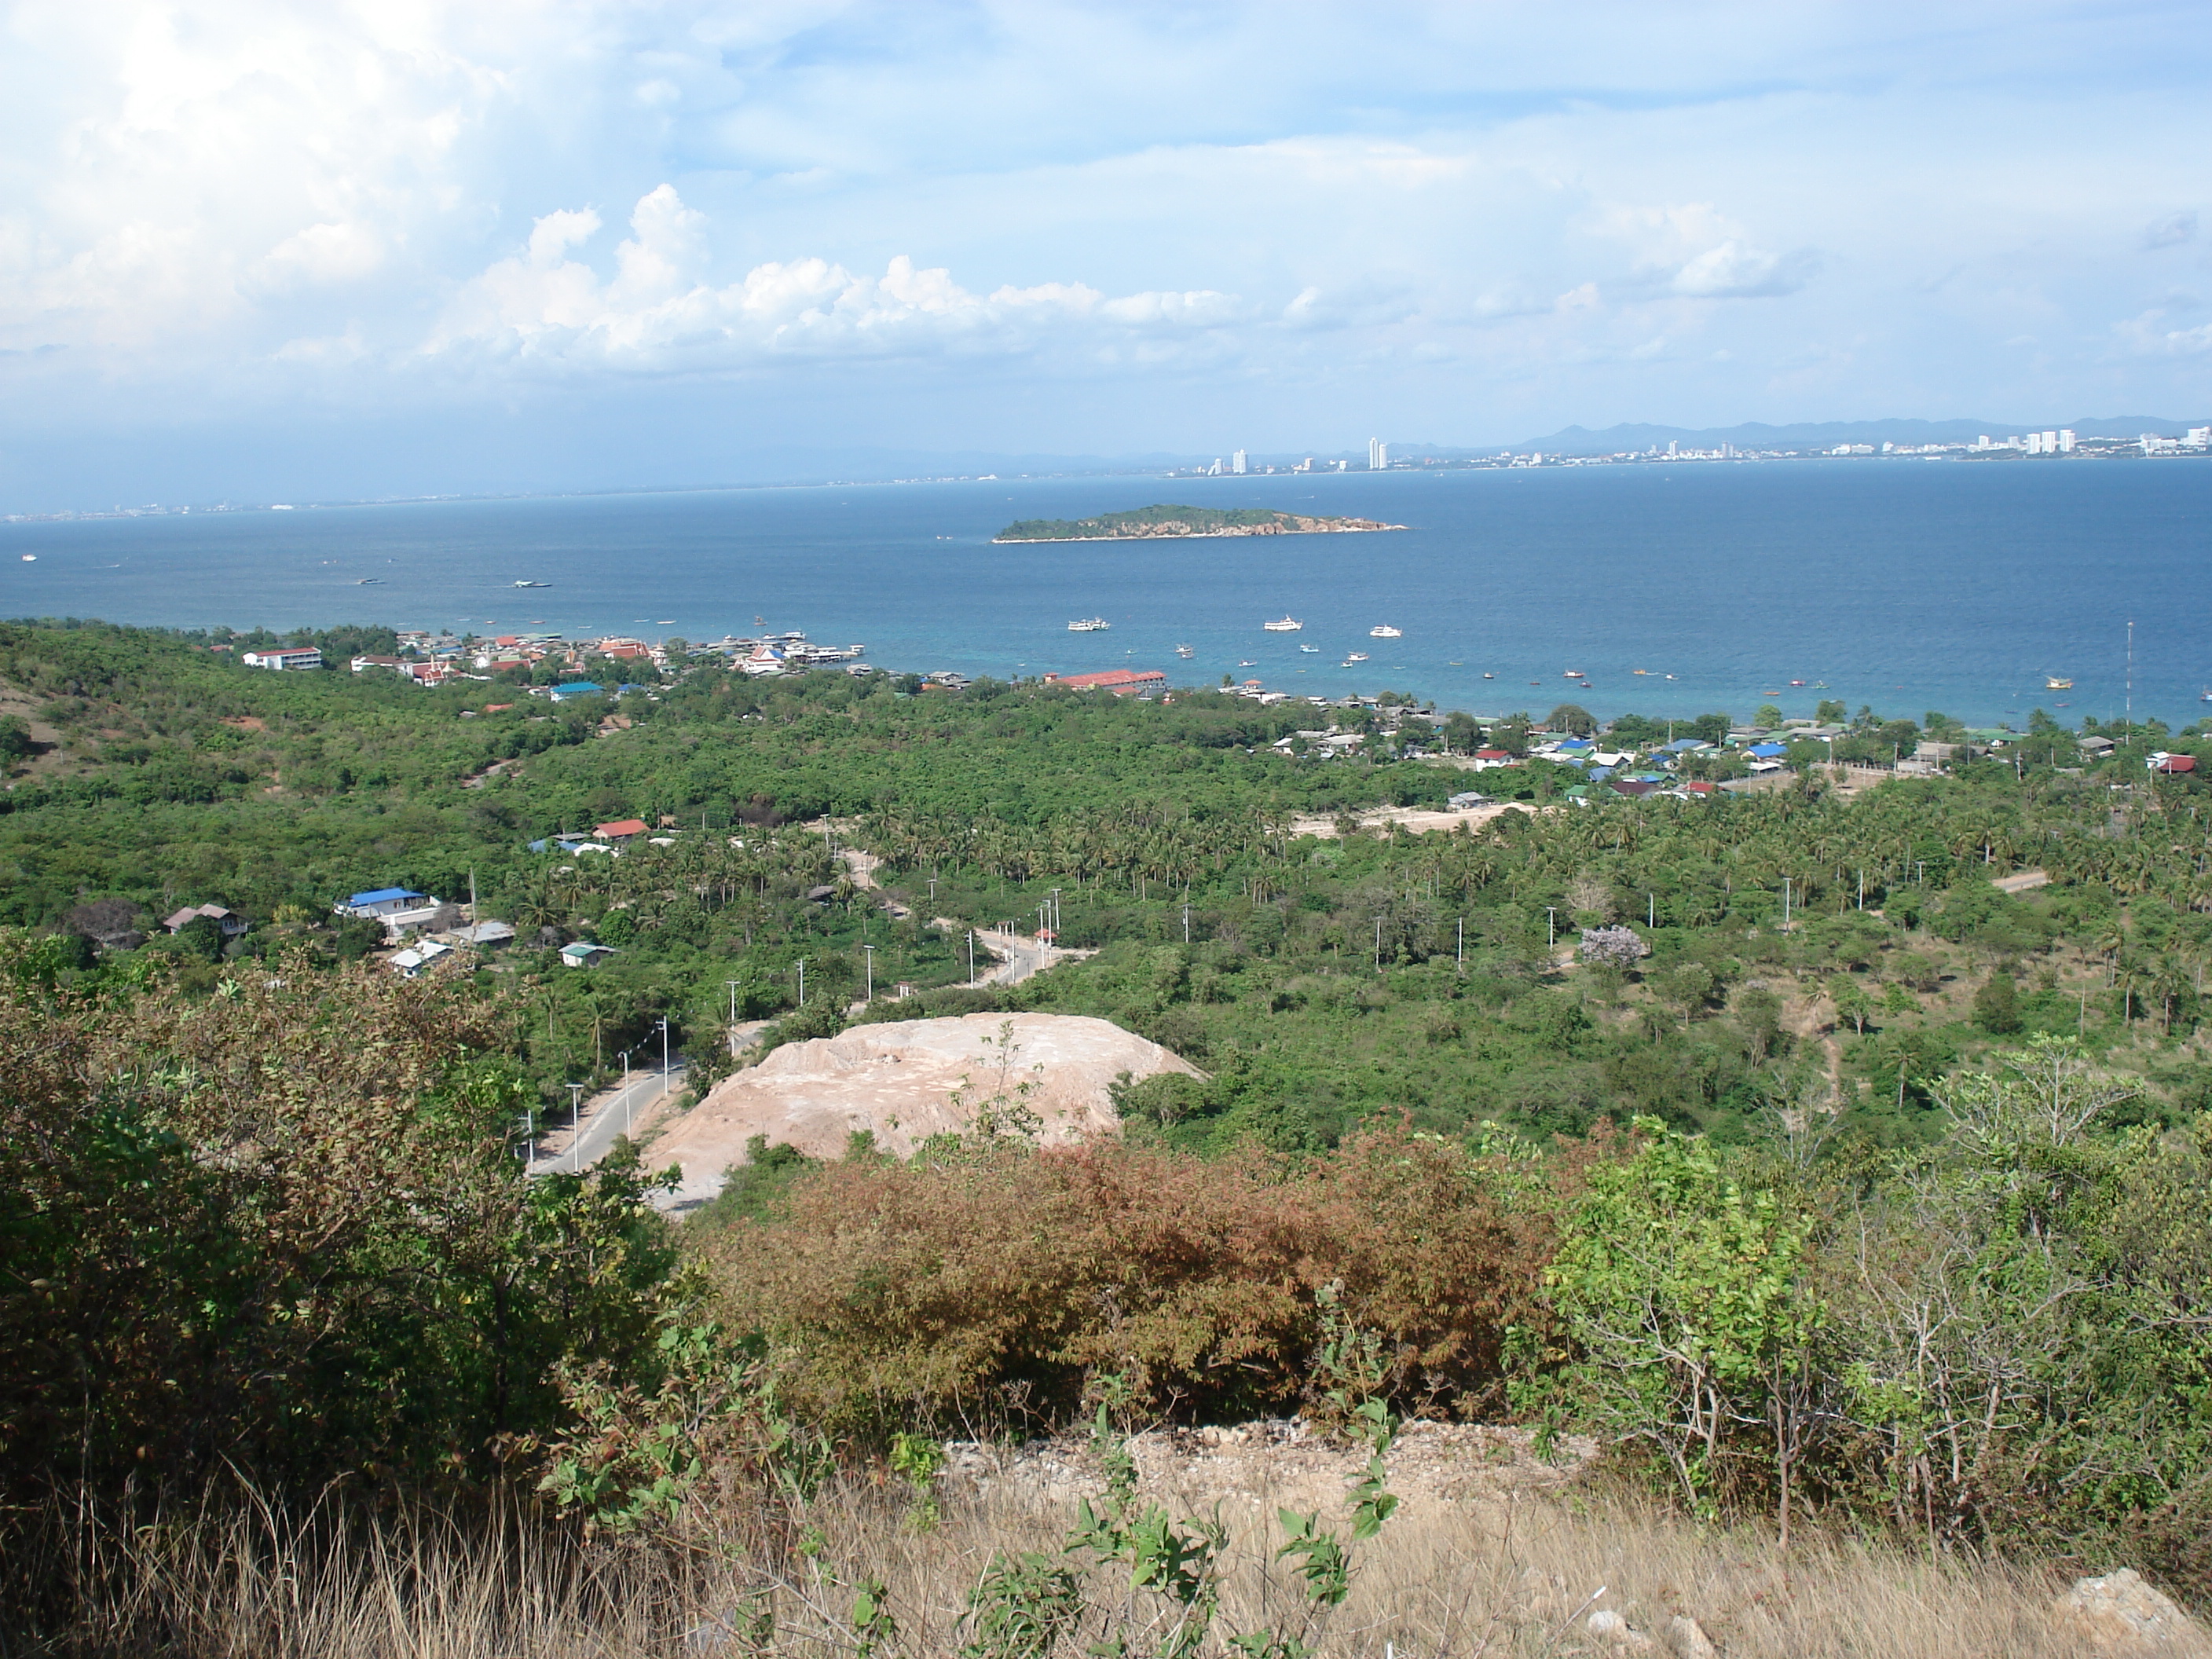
[
  {"xmin": 1367, "ymin": 438, "xmax": 1388, "ymax": 470},
  {"xmin": 2060, "ymin": 429, "xmax": 2077, "ymax": 452},
  {"xmin": 1232, "ymin": 449, "xmax": 1247, "ymax": 474},
  {"xmin": 1208, "ymin": 458, "xmax": 1222, "ymax": 475}
]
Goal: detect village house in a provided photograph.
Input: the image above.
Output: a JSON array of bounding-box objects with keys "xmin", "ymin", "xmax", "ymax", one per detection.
[{"xmin": 163, "ymin": 903, "xmax": 247, "ymax": 939}]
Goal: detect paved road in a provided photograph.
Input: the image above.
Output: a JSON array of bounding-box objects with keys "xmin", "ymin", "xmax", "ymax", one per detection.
[
  {"xmin": 973, "ymin": 928, "xmax": 1090, "ymax": 987},
  {"xmin": 529, "ymin": 1059, "xmax": 686, "ymax": 1176}
]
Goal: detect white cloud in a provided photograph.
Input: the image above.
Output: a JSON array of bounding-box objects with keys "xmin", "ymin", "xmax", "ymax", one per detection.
[
  {"xmin": 428, "ymin": 186, "xmax": 1241, "ymax": 370},
  {"xmin": 2117, "ymin": 309, "xmax": 2212, "ymax": 356},
  {"xmin": 258, "ymin": 221, "xmax": 386, "ymax": 287},
  {"xmin": 2142, "ymin": 211, "xmax": 2198, "ymax": 251},
  {"xmin": 1595, "ymin": 203, "xmax": 1818, "ymax": 300}
]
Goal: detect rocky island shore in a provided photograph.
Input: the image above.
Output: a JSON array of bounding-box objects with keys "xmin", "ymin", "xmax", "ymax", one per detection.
[{"xmin": 994, "ymin": 503, "xmax": 1407, "ymax": 541}]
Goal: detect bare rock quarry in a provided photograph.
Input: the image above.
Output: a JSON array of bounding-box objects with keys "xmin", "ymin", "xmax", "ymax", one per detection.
[{"xmin": 650, "ymin": 1013, "xmax": 1199, "ymax": 1207}]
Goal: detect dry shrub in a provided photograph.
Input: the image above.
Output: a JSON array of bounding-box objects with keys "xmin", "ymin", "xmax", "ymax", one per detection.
[{"xmin": 700, "ymin": 1124, "xmax": 1581, "ymax": 1432}]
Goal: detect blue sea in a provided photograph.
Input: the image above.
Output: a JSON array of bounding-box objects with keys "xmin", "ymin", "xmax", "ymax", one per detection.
[{"xmin": 5, "ymin": 460, "xmax": 2210, "ymax": 727}]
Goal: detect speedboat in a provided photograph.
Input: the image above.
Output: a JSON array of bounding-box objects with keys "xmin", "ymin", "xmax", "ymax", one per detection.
[
  {"xmin": 1262, "ymin": 617, "xmax": 1302, "ymax": 632},
  {"xmin": 1175, "ymin": 644, "xmax": 1196, "ymax": 658},
  {"xmin": 1369, "ymin": 624, "xmax": 1403, "ymax": 638},
  {"xmin": 1298, "ymin": 643, "xmax": 1320, "ymax": 653},
  {"xmin": 1238, "ymin": 659, "xmax": 1258, "ymax": 668},
  {"xmin": 1345, "ymin": 651, "xmax": 1370, "ymax": 662},
  {"xmin": 1482, "ymin": 672, "xmax": 1495, "ymax": 679},
  {"xmin": 2046, "ymin": 676, "xmax": 2073, "ymax": 690},
  {"xmin": 1068, "ymin": 617, "xmax": 1110, "ymax": 632}
]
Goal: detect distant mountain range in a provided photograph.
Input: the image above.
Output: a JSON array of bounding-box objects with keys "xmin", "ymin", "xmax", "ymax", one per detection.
[{"xmin": 1497, "ymin": 416, "xmax": 2210, "ymax": 456}]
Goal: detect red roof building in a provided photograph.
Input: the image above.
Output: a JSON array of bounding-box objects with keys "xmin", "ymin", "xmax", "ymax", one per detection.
[
  {"xmin": 1043, "ymin": 669, "xmax": 1168, "ymax": 694},
  {"xmin": 595, "ymin": 818, "xmax": 650, "ymax": 840},
  {"xmin": 1474, "ymin": 748, "xmax": 1513, "ymax": 761},
  {"xmin": 2155, "ymin": 754, "xmax": 2197, "ymax": 774}
]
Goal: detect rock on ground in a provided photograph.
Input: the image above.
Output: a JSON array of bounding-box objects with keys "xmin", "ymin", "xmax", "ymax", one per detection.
[
  {"xmin": 649, "ymin": 1013, "xmax": 1198, "ymax": 1207},
  {"xmin": 943, "ymin": 1417, "xmax": 1595, "ymax": 1525},
  {"xmin": 2054, "ymin": 1569, "xmax": 2210, "ymax": 1654}
]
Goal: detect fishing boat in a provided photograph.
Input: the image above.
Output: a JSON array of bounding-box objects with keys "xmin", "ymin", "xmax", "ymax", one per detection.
[
  {"xmin": 1175, "ymin": 644, "xmax": 1195, "ymax": 658},
  {"xmin": 1068, "ymin": 617, "xmax": 1110, "ymax": 632},
  {"xmin": 2045, "ymin": 676, "xmax": 2074, "ymax": 690},
  {"xmin": 1238, "ymin": 659, "xmax": 1258, "ymax": 668},
  {"xmin": 1563, "ymin": 669, "xmax": 1584, "ymax": 678},
  {"xmin": 1345, "ymin": 651, "xmax": 1370, "ymax": 662},
  {"xmin": 1298, "ymin": 643, "xmax": 1320, "ymax": 654},
  {"xmin": 1369, "ymin": 624, "xmax": 1403, "ymax": 639},
  {"xmin": 1262, "ymin": 617, "xmax": 1302, "ymax": 632}
]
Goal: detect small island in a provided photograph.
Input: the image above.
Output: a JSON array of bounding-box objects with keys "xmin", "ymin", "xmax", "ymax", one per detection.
[{"xmin": 994, "ymin": 504, "xmax": 1407, "ymax": 542}]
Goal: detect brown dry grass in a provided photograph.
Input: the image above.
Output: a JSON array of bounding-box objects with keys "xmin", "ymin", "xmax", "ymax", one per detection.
[{"xmin": 34, "ymin": 1478, "xmax": 2121, "ymax": 1659}]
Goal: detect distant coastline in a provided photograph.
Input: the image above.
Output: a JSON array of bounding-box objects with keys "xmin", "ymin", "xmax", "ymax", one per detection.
[{"xmin": 995, "ymin": 504, "xmax": 1407, "ymax": 543}]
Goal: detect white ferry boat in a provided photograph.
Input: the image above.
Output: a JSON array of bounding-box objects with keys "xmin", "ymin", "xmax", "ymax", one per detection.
[
  {"xmin": 1068, "ymin": 617, "xmax": 1110, "ymax": 632},
  {"xmin": 1262, "ymin": 617, "xmax": 1303, "ymax": 632},
  {"xmin": 1369, "ymin": 624, "xmax": 1402, "ymax": 639}
]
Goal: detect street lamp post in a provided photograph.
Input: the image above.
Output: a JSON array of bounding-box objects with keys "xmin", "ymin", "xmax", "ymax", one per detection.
[{"xmin": 619, "ymin": 1049, "xmax": 634, "ymax": 1135}]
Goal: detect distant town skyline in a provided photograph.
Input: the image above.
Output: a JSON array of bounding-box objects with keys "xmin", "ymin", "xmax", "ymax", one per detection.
[{"xmin": 2, "ymin": 2, "xmax": 2208, "ymax": 511}]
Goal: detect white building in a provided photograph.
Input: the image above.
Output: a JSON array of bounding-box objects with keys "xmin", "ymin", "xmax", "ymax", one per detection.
[
  {"xmin": 241, "ymin": 646, "xmax": 323, "ymax": 671},
  {"xmin": 1231, "ymin": 449, "xmax": 1247, "ymax": 474},
  {"xmin": 1367, "ymin": 438, "xmax": 1388, "ymax": 470}
]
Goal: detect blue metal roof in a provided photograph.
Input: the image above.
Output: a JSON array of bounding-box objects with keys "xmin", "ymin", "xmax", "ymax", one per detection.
[
  {"xmin": 550, "ymin": 680, "xmax": 604, "ymax": 696},
  {"xmin": 346, "ymin": 887, "xmax": 425, "ymax": 906},
  {"xmin": 1748, "ymin": 742, "xmax": 1788, "ymax": 758}
]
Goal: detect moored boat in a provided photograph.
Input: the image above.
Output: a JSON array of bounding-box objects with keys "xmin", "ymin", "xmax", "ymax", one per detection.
[
  {"xmin": 1068, "ymin": 617, "xmax": 1110, "ymax": 632},
  {"xmin": 1262, "ymin": 617, "xmax": 1302, "ymax": 632}
]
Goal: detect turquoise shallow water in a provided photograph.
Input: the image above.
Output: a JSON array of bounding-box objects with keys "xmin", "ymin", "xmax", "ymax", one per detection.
[{"xmin": 4, "ymin": 460, "xmax": 2209, "ymax": 727}]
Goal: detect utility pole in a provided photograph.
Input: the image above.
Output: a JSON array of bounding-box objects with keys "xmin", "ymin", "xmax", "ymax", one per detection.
[
  {"xmin": 1858, "ymin": 869, "xmax": 1865, "ymax": 910},
  {"xmin": 1181, "ymin": 899, "xmax": 1191, "ymax": 943},
  {"xmin": 862, "ymin": 943, "xmax": 875, "ymax": 1002},
  {"xmin": 566, "ymin": 1082, "xmax": 584, "ymax": 1172},
  {"xmin": 797, "ymin": 958, "xmax": 807, "ymax": 1008},
  {"xmin": 1783, "ymin": 877, "xmax": 1792, "ymax": 931},
  {"xmin": 1649, "ymin": 892, "xmax": 1655, "ymax": 928},
  {"xmin": 620, "ymin": 1049, "xmax": 633, "ymax": 1135},
  {"xmin": 1546, "ymin": 906, "xmax": 1556, "ymax": 950},
  {"xmin": 657, "ymin": 1018, "xmax": 671, "ymax": 1101},
  {"xmin": 1373, "ymin": 914, "xmax": 1382, "ymax": 971},
  {"xmin": 727, "ymin": 979, "xmax": 741, "ymax": 1027},
  {"xmin": 1456, "ymin": 917, "xmax": 1463, "ymax": 967},
  {"xmin": 968, "ymin": 931, "xmax": 976, "ymax": 987}
]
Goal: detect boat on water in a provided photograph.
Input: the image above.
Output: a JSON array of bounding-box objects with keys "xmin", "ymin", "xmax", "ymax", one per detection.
[
  {"xmin": 1482, "ymin": 672, "xmax": 1495, "ymax": 679},
  {"xmin": 1262, "ymin": 617, "xmax": 1302, "ymax": 632},
  {"xmin": 1789, "ymin": 679, "xmax": 1807, "ymax": 687},
  {"xmin": 1068, "ymin": 617, "xmax": 1110, "ymax": 632},
  {"xmin": 1344, "ymin": 651, "xmax": 1370, "ymax": 663},
  {"xmin": 1563, "ymin": 669, "xmax": 1584, "ymax": 678},
  {"xmin": 1298, "ymin": 643, "xmax": 1320, "ymax": 654},
  {"xmin": 2046, "ymin": 676, "xmax": 2074, "ymax": 690},
  {"xmin": 512, "ymin": 580, "xmax": 550, "ymax": 588},
  {"xmin": 1238, "ymin": 659, "xmax": 1258, "ymax": 668},
  {"xmin": 1175, "ymin": 644, "xmax": 1196, "ymax": 658},
  {"xmin": 1369, "ymin": 624, "xmax": 1403, "ymax": 639}
]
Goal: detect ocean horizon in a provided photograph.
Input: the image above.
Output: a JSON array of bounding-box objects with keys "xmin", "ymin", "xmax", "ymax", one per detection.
[{"xmin": 5, "ymin": 459, "xmax": 2209, "ymax": 730}]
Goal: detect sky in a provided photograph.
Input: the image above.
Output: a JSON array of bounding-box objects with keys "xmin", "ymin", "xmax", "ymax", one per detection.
[{"xmin": 2, "ymin": 0, "xmax": 2209, "ymax": 507}]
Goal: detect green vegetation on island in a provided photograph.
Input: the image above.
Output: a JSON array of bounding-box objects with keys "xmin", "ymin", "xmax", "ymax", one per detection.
[
  {"xmin": 10, "ymin": 614, "xmax": 2212, "ymax": 1644},
  {"xmin": 994, "ymin": 503, "xmax": 1404, "ymax": 540}
]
